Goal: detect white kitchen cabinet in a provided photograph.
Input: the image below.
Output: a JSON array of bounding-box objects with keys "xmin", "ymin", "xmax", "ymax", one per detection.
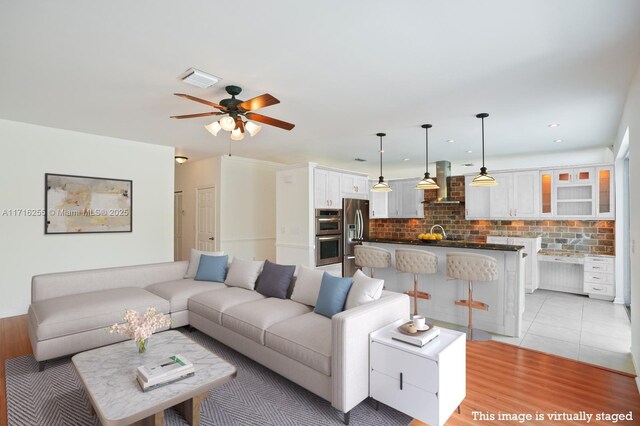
[
  {"xmin": 370, "ymin": 320, "xmax": 466, "ymax": 426},
  {"xmin": 540, "ymin": 171, "xmax": 554, "ymax": 217},
  {"xmin": 341, "ymin": 173, "xmax": 369, "ymax": 200},
  {"xmin": 554, "ymin": 167, "xmax": 594, "ymax": 185},
  {"xmin": 464, "ymin": 175, "xmax": 490, "ymax": 219},
  {"xmin": 489, "ymin": 172, "xmax": 513, "ymax": 218},
  {"xmin": 583, "ymin": 256, "xmax": 615, "ymax": 300},
  {"xmin": 595, "ymin": 165, "xmax": 615, "ymax": 219},
  {"xmin": 487, "ymin": 236, "xmax": 541, "ymax": 293},
  {"xmin": 369, "ymin": 182, "xmax": 389, "ymax": 219},
  {"xmin": 314, "ymin": 168, "xmax": 341, "ymax": 209},
  {"xmin": 488, "ymin": 171, "xmax": 539, "ymax": 219},
  {"xmin": 400, "ymin": 180, "xmax": 424, "ymax": 218}
]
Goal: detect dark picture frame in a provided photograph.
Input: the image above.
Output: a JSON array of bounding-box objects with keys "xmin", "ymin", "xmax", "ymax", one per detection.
[{"xmin": 45, "ymin": 173, "xmax": 133, "ymax": 234}]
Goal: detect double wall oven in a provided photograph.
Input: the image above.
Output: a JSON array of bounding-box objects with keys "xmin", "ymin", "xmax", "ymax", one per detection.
[{"xmin": 315, "ymin": 209, "xmax": 342, "ymax": 266}]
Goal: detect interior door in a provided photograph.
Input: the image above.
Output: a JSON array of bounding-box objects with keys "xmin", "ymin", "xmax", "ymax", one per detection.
[
  {"xmin": 196, "ymin": 187, "xmax": 216, "ymax": 251},
  {"xmin": 174, "ymin": 192, "xmax": 183, "ymax": 260}
]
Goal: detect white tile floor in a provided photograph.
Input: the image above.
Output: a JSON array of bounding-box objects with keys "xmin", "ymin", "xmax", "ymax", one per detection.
[{"xmin": 491, "ymin": 290, "xmax": 635, "ymax": 374}]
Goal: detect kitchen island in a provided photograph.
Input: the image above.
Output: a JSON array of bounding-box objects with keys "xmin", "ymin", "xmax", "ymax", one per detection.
[{"xmin": 362, "ymin": 238, "xmax": 526, "ymax": 337}]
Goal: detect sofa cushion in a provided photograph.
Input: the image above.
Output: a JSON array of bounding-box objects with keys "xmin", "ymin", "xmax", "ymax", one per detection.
[
  {"xmin": 265, "ymin": 312, "xmax": 332, "ymax": 376},
  {"xmin": 255, "ymin": 260, "xmax": 296, "ymax": 299},
  {"xmin": 222, "ymin": 298, "xmax": 312, "ymax": 344},
  {"xmin": 314, "ymin": 273, "xmax": 353, "ymax": 318},
  {"xmin": 29, "ymin": 287, "xmax": 170, "ymax": 341},
  {"xmin": 344, "ymin": 269, "xmax": 384, "ymax": 310},
  {"xmin": 146, "ymin": 279, "xmax": 226, "ymax": 312},
  {"xmin": 224, "ymin": 258, "xmax": 264, "ymax": 290},
  {"xmin": 188, "ymin": 287, "xmax": 265, "ymax": 325},
  {"xmin": 290, "ymin": 266, "xmax": 325, "ymax": 307},
  {"xmin": 194, "ymin": 254, "xmax": 229, "ymax": 282},
  {"xmin": 185, "ymin": 248, "xmax": 225, "ymax": 278}
]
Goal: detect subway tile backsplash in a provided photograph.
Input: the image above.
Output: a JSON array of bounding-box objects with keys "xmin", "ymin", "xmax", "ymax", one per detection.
[{"xmin": 369, "ymin": 175, "xmax": 615, "ymax": 255}]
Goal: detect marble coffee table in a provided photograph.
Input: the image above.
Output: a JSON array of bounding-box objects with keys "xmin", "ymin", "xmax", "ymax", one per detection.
[{"xmin": 72, "ymin": 330, "xmax": 236, "ymax": 426}]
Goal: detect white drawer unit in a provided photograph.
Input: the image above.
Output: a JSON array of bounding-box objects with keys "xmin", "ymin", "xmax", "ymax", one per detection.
[
  {"xmin": 369, "ymin": 320, "xmax": 466, "ymax": 426},
  {"xmin": 583, "ymin": 256, "xmax": 615, "ymax": 301}
]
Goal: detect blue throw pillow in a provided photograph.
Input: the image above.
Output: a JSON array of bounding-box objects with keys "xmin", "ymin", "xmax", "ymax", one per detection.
[
  {"xmin": 194, "ymin": 254, "xmax": 228, "ymax": 282},
  {"xmin": 314, "ymin": 273, "xmax": 353, "ymax": 318}
]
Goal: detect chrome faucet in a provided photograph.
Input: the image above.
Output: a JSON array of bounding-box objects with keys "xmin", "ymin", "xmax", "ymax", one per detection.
[{"xmin": 430, "ymin": 225, "xmax": 447, "ymax": 239}]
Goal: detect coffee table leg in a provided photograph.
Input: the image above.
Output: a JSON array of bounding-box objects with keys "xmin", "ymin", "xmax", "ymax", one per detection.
[
  {"xmin": 130, "ymin": 410, "xmax": 164, "ymax": 426},
  {"xmin": 175, "ymin": 392, "xmax": 207, "ymax": 426}
]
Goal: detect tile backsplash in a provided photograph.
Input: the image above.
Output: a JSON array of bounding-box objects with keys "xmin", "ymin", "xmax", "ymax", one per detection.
[{"xmin": 369, "ymin": 175, "xmax": 615, "ymax": 255}]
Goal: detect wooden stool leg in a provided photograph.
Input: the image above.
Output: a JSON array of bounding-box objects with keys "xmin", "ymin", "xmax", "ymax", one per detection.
[{"xmin": 413, "ymin": 273, "xmax": 419, "ymax": 316}]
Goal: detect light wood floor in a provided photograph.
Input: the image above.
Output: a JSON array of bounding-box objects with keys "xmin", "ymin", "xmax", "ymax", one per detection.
[{"xmin": 2, "ymin": 315, "xmax": 639, "ymax": 426}]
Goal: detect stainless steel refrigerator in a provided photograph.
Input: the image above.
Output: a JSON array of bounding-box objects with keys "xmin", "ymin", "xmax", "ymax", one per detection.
[{"xmin": 342, "ymin": 198, "xmax": 370, "ymax": 277}]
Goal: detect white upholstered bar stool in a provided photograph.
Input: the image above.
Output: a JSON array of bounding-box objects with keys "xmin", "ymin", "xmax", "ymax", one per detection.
[
  {"xmin": 446, "ymin": 252, "xmax": 497, "ymax": 341},
  {"xmin": 395, "ymin": 249, "xmax": 438, "ymax": 317},
  {"xmin": 354, "ymin": 245, "xmax": 391, "ymax": 278}
]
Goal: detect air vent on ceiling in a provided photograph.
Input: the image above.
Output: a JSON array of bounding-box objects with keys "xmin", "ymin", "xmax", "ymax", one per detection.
[
  {"xmin": 354, "ymin": 158, "xmax": 367, "ymax": 162},
  {"xmin": 463, "ymin": 163, "xmax": 474, "ymax": 167},
  {"xmin": 180, "ymin": 68, "xmax": 219, "ymax": 88}
]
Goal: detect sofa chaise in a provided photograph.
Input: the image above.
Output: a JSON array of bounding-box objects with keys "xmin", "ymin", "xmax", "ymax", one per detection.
[{"xmin": 28, "ymin": 259, "xmax": 409, "ymax": 423}]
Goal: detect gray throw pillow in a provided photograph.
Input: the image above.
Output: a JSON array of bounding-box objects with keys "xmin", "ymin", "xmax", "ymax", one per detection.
[{"xmin": 256, "ymin": 260, "xmax": 296, "ymax": 299}]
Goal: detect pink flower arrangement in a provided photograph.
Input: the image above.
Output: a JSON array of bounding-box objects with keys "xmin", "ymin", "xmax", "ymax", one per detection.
[{"xmin": 109, "ymin": 307, "xmax": 171, "ymax": 352}]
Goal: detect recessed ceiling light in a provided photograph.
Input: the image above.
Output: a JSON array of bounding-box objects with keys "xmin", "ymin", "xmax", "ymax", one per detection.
[
  {"xmin": 403, "ymin": 158, "xmax": 410, "ymax": 161},
  {"xmin": 447, "ymin": 139, "xmax": 455, "ymax": 143},
  {"xmin": 548, "ymin": 123, "xmax": 559, "ymax": 128},
  {"xmin": 554, "ymin": 139, "xmax": 563, "ymax": 143},
  {"xmin": 466, "ymin": 150, "xmax": 473, "ymax": 153},
  {"xmin": 354, "ymin": 158, "xmax": 367, "ymax": 162}
]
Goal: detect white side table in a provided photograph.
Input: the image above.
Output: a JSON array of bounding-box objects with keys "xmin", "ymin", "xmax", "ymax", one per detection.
[{"xmin": 369, "ymin": 319, "xmax": 466, "ymax": 426}]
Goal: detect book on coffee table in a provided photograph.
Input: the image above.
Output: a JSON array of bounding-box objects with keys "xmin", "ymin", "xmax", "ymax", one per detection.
[
  {"xmin": 136, "ymin": 371, "xmax": 195, "ymax": 392},
  {"xmin": 391, "ymin": 327, "xmax": 440, "ymax": 347},
  {"xmin": 137, "ymin": 354, "xmax": 194, "ymax": 389}
]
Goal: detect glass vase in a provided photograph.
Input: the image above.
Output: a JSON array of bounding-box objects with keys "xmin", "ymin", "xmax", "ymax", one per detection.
[{"xmin": 137, "ymin": 338, "xmax": 148, "ymax": 353}]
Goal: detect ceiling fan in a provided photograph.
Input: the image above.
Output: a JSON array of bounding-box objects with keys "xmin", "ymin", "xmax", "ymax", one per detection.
[{"xmin": 170, "ymin": 85, "xmax": 295, "ymax": 140}]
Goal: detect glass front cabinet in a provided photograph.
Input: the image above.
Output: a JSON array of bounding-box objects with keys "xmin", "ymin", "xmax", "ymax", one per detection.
[{"xmin": 596, "ymin": 165, "xmax": 614, "ymax": 219}]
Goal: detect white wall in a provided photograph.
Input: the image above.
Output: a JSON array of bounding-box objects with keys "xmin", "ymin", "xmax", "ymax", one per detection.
[
  {"xmin": 174, "ymin": 155, "xmax": 280, "ymax": 262},
  {"xmin": 173, "ymin": 156, "xmax": 221, "ymax": 260},
  {"xmin": 219, "ymin": 156, "xmax": 281, "ymax": 261},
  {"xmin": 0, "ymin": 119, "xmax": 174, "ymax": 318},
  {"xmin": 613, "ymin": 64, "xmax": 640, "ymax": 385}
]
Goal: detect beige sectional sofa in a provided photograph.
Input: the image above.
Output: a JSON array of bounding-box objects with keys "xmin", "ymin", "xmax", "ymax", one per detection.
[{"xmin": 28, "ymin": 260, "xmax": 409, "ymax": 423}]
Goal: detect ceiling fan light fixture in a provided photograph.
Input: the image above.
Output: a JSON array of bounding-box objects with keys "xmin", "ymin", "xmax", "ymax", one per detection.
[
  {"xmin": 219, "ymin": 116, "xmax": 236, "ymax": 132},
  {"xmin": 204, "ymin": 121, "xmax": 222, "ymax": 136},
  {"xmin": 230, "ymin": 127, "xmax": 245, "ymax": 141},
  {"xmin": 470, "ymin": 113, "xmax": 497, "ymax": 187},
  {"xmin": 245, "ymin": 121, "xmax": 262, "ymax": 137}
]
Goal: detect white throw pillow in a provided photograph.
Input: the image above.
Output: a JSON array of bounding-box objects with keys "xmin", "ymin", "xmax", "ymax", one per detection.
[
  {"xmin": 224, "ymin": 258, "xmax": 264, "ymax": 290},
  {"xmin": 344, "ymin": 270, "xmax": 384, "ymax": 310},
  {"xmin": 185, "ymin": 248, "xmax": 225, "ymax": 278},
  {"xmin": 290, "ymin": 266, "xmax": 325, "ymax": 307}
]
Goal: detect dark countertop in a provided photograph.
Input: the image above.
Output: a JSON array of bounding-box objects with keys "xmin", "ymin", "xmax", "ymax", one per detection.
[{"xmin": 362, "ymin": 238, "xmax": 524, "ymax": 252}]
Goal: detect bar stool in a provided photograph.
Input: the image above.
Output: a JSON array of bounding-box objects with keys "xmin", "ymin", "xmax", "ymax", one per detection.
[
  {"xmin": 447, "ymin": 252, "xmax": 497, "ymax": 341},
  {"xmin": 354, "ymin": 245, "xmax": 391, "ymax": 278},
  {"xmin": 395, "ymin": 249, "xmax": 438, "ymax": 317}
]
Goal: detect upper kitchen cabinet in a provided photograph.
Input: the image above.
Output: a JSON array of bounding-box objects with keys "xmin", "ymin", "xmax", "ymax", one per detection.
[
  {"xmin": 464, "ymin": 175, "xmax": 490, "ymax": 219},
  {"xmin": 340, "ymin": 173, "xmax": 368, "ymax": 199},
  {"xmin": 554, "ymin": 167, "xmax": 594, "ymax": 185},
  {"xmin": 540, "ymin": 171, "xmax": 553, "ymax": 217},
  {"xmin": 314, "ymin": 168, "xmax": 341, "ymax": 208},
  {"xmin": 553, "ymin": 167, "xmax": 595, "ymax": 218},
  {"xmin": 371, "ymin": 179, "xmax": 424, "ymax": 219},
  {"xmin": 369, "ymin": 182, "xmax": 388, "ymax": 218},
  {"xmin": 596, "ymin": 165, "xmax": 614, "ymax": 219},
  {"xmin": 488, "ymin": 171, "xmax": 539, "ymax": 219}
]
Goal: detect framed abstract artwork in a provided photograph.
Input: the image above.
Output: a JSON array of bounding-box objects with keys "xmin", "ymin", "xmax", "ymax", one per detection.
[{"xmin": 45, "ymin": 173, "xmax": 132, "ymax": 234}]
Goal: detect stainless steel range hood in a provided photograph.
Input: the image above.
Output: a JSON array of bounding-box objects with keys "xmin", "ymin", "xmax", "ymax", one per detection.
[{"xmin": 426, "ymin": 160, "xmax": 462, "ymax": 204}]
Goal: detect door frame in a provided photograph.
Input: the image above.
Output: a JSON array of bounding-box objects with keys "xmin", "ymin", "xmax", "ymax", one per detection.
[{"xmin": 174, "ymin": 191, "xmax": 183, "ymax": 261}]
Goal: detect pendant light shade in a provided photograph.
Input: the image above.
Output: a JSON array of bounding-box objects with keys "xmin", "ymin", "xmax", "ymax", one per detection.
[
  {"xmin": 470, "ymin": 113, "xmax": 497, "ymax": 187},
  {"xmin": 371, "ymin": 132, "xmax": 392, "ymax": 192},
  {"xmin": 415, "ymin": 124, "xmax": 440, "ymax": 190}
]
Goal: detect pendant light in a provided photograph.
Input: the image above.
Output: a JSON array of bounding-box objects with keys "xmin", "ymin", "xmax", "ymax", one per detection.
[
  {"xmin": 371, "ymin": 132, "xmax": 392, "ymax": 192},
  {"xmin": 415, "ymin": 124, "xmax": 440, "ymax": 190},
  {"xmin": 470, "ymin": 113, "xmax": 497, "ymax": 186}
]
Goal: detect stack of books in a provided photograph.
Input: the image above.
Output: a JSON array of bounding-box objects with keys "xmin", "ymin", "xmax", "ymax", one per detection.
[
  {"xmin": 391, "ymin": 327, "xmax": 440, "ymax": 347},
  {"xmin": 136, "ymin": 354, "xmax": 195, "ymax": 392}
]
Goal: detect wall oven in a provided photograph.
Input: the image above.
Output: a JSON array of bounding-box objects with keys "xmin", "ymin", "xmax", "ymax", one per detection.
[
  {"xmin": 316, "ymin": 234, "xmax": 343, "ymax": 266},
  {"xmin": 315, "ymin": 209, "xmax": 342, "ymax": 266}
]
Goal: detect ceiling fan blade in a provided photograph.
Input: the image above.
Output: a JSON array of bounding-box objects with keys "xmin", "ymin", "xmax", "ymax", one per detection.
[
  {"xmin": 245, "ymin": 112, "xmax": 295, "ymax": 130},
  {"xmin": 235, "ymin": 117, "xmax": 245, "ymax": 133},
  {"xmin": 237, "ymin": 94, "xmax": 280, "ymax": 111},
  {"xmin": 174, "ymin": 93, "xmax": 226, "ymax": 110},
  {"xmin": 170, "ymin": 112, "xmax": 223, "ymax": 119}
]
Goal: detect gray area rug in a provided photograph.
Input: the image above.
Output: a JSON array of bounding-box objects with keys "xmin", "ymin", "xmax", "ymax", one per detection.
[{"xmin": 5, "ymin": 329, "xmax": 411, "ymax": 426}]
